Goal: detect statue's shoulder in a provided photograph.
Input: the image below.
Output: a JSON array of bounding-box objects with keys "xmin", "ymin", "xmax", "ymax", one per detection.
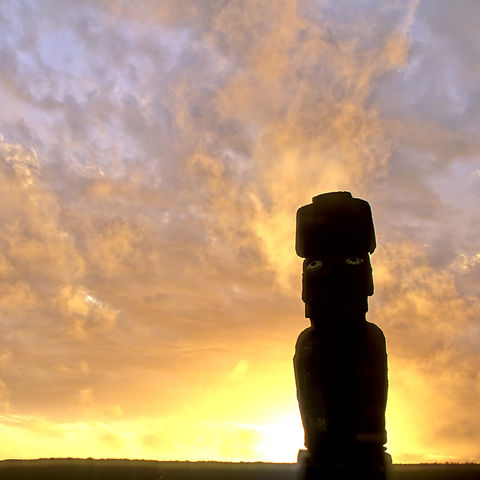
[
  {"xmin": 365, "ymin": 321, "xmax": 386, "ymax": 340},
  {"xmin": 365, "ymin": 321, "xmax": 387, "ymax": 354},
  {"xmin": 296, "ymin": 326, "xmax": 314, "ymax": 341},
  {"xmin": 295, "ymin": 326, "xmax": 317, "ymax": 353}
]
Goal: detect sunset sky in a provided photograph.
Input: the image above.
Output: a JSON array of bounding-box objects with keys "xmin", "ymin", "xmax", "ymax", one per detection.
[{"xmin": 0, "ymin": 0, "xmax": 479, "ymax": 464}]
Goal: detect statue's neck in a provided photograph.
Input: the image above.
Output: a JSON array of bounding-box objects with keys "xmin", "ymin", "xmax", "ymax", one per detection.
[{"xmin": 309, "ymin": 312, "xmax": 367, "ymax": 330}]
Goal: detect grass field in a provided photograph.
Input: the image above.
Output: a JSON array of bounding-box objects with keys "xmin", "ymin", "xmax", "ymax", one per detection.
[{"xmin": 0, "ymin": 459, "xmax": 478, "ymax": 480}]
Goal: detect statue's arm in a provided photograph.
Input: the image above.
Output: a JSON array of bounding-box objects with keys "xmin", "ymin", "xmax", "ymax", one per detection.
[
  {"xmin": 365, "ymin": 322, "xmax": 389, "ymax": 443},
  {"xmin": 294, "ymin": 328, "xmax": 328, "ymax": 451}
]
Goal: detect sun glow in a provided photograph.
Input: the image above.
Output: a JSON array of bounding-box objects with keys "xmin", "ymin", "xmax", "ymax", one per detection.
[{"xmin": 255, "ymin": 413, "xmax": 305, "ymax": 462}]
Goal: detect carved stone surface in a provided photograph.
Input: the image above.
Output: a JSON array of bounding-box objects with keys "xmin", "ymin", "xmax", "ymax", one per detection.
[{"xmin": 294, "ymin": 192, "xmax": 390, "ymax": 479}]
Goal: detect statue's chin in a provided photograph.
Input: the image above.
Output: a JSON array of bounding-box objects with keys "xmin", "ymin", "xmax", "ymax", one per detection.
[{"xmin": 305, "ymin": 299, "xmax": 368, "ymax": 320}]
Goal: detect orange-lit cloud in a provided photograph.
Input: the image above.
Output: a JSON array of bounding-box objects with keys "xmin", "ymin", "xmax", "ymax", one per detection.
[{"xmin": 0, "ymin": 0, "xmax": 479, "ymax": 464}]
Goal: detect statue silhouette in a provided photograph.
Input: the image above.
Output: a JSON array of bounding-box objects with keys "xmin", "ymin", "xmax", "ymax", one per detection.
[{"xmin": 294, "ymin": 192, "xmax": 390, "ymax": 479}]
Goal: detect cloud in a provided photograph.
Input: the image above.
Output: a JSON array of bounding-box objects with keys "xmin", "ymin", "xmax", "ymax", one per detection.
[
  {"xmin": 0, "ymin": 379, "xmax": 10, "ymax": 412},
  {"xmin": 371, "ymin": 241, "xmax": 480, "ymax": 461}
]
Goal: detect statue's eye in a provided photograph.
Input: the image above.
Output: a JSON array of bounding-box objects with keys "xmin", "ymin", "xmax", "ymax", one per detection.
[
  {"xmin": 306, "ymin": 260, "xmax": 323, "ymax": 271},
  {"xmin": 345, "ymin": 256, "xmax": 364, "ymax": 266}
]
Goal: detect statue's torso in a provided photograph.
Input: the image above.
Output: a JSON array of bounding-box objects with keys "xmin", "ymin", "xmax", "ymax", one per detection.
[{"xmin": 294, "ymin": 320, "xmax": 388, "ymax": 457}]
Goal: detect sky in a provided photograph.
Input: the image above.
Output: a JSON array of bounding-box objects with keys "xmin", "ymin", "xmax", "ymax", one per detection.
[{"xmin": 0, "ymin": 0, "xmax": 479, "ymax": 464}]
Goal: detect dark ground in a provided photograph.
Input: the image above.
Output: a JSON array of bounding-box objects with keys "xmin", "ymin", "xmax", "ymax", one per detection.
[{"xmin": 0, "ymin": 459, "xmax": 478, "ymax": 480}]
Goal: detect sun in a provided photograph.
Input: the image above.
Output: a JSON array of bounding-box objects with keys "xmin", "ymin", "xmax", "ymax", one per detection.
[{"xmin": 255, "ymin": 412, "xmax": 305, "ymax": 462}]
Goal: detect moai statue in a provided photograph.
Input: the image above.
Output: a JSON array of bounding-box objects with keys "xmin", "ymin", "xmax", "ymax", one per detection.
[{"xmin": 294, "ymin": 192, "xmax": 390, "ymax": 479}]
